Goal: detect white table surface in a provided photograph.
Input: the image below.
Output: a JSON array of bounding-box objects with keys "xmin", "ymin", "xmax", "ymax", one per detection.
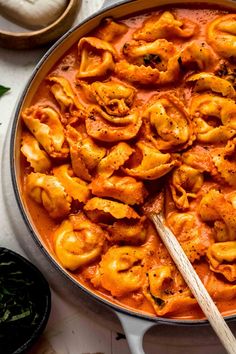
[{"xmin": 0, "ymin": 1, "xmax": 236, "ymax": 354}]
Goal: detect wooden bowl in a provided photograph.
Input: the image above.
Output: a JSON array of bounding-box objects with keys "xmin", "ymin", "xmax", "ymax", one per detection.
[{"xmin": 0, "ymin": 0, "xmax": 79, "ymax": 50}]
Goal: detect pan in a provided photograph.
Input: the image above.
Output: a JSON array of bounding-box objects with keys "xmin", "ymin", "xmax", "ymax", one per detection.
[{"xmin": 10, "ymin": 0, "xmax": 236, "ymax": 353}]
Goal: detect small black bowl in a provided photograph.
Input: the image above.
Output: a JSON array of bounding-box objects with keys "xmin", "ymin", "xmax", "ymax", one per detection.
[{"xmin": 0, "ymin": 247, "xmax": 51, "ymax": 354}]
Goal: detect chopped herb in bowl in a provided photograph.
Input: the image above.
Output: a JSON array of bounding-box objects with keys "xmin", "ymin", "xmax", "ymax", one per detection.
[{"xmin": 0, "ymin": 248, "xmax": 51, "ymax": 354}]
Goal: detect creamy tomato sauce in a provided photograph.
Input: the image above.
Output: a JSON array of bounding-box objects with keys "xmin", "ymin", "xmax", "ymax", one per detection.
[{"xmin": 20, "ymin": 5, "xmax": 236, "ymax": 319}]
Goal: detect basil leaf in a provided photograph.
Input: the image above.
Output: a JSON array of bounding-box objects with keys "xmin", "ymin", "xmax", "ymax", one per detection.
[{"xmin": 0, "ymin": 85, "xmax": 10, "ymax": 97}]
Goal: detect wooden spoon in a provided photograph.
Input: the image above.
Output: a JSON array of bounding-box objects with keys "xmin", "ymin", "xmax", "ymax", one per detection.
[{"xmin": 144, "ymin": 192, "xmax": 236, "ymax": 354}]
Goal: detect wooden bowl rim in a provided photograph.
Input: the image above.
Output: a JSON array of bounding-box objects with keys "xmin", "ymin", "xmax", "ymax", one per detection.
[{"xmin": 0, "ymin": 0, "xmax": 79, "ymax": 40}]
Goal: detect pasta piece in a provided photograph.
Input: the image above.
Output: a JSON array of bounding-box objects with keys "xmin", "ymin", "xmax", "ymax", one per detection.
[
  {"xmin": 116, "ymin": 41, "xmax": 214, "ymax": 85},
  {"xmin": 22, "ymin": 106, "xmax": 69, "ymax": 158},
  {"xmin": 84, "ymin": 197, "xmax": 140, "ymax": 223},
  {"xmin": 187, "ymin": 73, "xmax": 236, "ymax": 98},
  {"xmin": 211, "ymin": 139, "xmax": 236, "ymax": 187},
  {"xmin": 77, "ymin": 37, "xmax": 118, "ymax": 78},
  {"xmin": 85, "ymin": 105, "xmax": 142, "ymax": 142},
  {"xmin": 97, "ymin": 142, "xmax": 134, "ymax": 177},
  {"xmin": 167, "ymin": 212, "xmax": 213, "ymax": 262},
  {"xmin": 107, "ymin": 217, "xmax": 147, "ymax": 245},
  {"xmin": 123, "ymin": 38, "xmax": 176, "ymax": 67},
  {"xmin": 53, "ymin": 164, "xmax": 90, "ymax": 203},
  {"xmin": 21, "ymin": 132, "xmax": 51, "ymax": 173},
  {"xmin": 178, "ymin": 41, "xmax": 216, "ymax": 71},
  {"xmin": 78, "ymin": 80, "xmax": 136, "ymax": 116},
  {"xmin": 90, "ymin": 175, "xmax": 147, "ymax": 205},
  {"xmin": 92, "ymin": 246, "xmax": 144, "ymax": 297},
  {"xmin": 115, "ymin": 60, "xmax": 162, "ymax": 85},
  {"xmin": 170, "ymin": 165, "xmax": 204, "ymax": 210},
  {"xmin": 144, "ymin": 266, "xmax": 196, "ymax": 316},
  {"xmin": 66, "ymin": 125, "xmax": 106, "ymax": 181},
  {"xmin": 207, "ymin": 14, "xmax": 236, "ymax": 58},
  {"xmin": 54, "ymin": 212, "xmax": 106, "ymax": 271},
  {"xmin": 207, "ymin": 242, "xmax": 236, "ymax": 282},
  {"xmin": 143, "ymin": 94, "xmax": 194, "ymax": 151},
  {"xmin": 48, "ymin": 76, "xmax": 85, "ymax": 113},
  {"xmin": 26, "ymin": 173, "xmax": 71, "ymax": 218},
  {"xmin": 133, "ymin": 11, "xmax": 198, "ymax": 41},
  {"xmin": 206, "ymin": 271, "xmax": 236, "ymax": 301},
  {"xmin": 182, "ymin": 145, "xmax": 217, "ymax": 173},
  {"xmin": 199, "ymin": 189, "xmax": 236, "ymax": 242},
  {"xmin": 124, "ymin": 141, "xmax": 178, "ymax": 180},
  {"xmin": 96, "ymin": 18, "xmax": 128, "ymax": 42},
  {"xmin": 190, "ymin": 94, "xmax": 236, "ymax": 143}
]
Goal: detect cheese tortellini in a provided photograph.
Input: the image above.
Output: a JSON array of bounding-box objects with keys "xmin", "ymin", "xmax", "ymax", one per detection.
[
  {"xmin": 199, "ymin": 190, "xmax": 236, "ymax": 242},
  {"xmin": 54, "ymin": 213, "xmax": 106, "ymax": 271},
  {"xmin": 92, "ymin": 246, "xmax": 145, "ymax": 297},
  {"xmin": 77, "ymin": 37, "xmax": 118, "ymax": 78},
  {"xmin": 22, "ymin": 106, "xmax": 69, "ymax": 158},
  {"xmin": 144, "ymin": 266, "xmax": 196, "ymax": 316},
  {"xmin": 207, "ymin": 242, "xmax": 236, "ymax": 282},
  {"xmin": 133, "ymin": 11, "xmax": 198, "ymax": 41},
  {"xmin": 207, "ymin": 14, "xmax": 236, "ymax": 58},
  {"xmin": 190, "ymin": 94, "xmax": 236, "ymax": 142},
  {"xmin": 143, "ymin": 94, "xmax": 194, "ymax": 151},
  {"xmin": 170, "ymin": 165, "xmax": 204, "ymax": 210},
  {"xmin": 26, "ymin": 173, "xmax": 71, "ymax": 218},
  {"xmin": 21, "ymin": 132, "xmax": 51, "ymax": 173}
]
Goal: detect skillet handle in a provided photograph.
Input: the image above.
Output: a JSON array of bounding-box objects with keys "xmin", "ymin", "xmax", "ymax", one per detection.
[{"xmin": 115, "ymin": 311, "xmax": 156, "ymax": 354}]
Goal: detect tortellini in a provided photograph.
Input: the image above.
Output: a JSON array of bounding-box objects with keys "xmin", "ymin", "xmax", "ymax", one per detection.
[
  {"xmin": 107, "ymin": 217, "xmax": 147, "ymax": 245},
  {"xmin": 144, "ymin": 266, "xmax": 196, "ymax": 316},
  {"xmin": 54, "ymin": 213, "xmax": 106, "ymax": 271},
  {"xmin": 211, "ymin": 139, "xmax": 236, "ymax": 187},
  {"xmin": 92, "ymin": 246, "xmax": 145, "ymax": 297},
  {"xmin": 77, "ymin": 37, "xmax": 118, "ymax": 78},
  {"xmin": 207, "ymin": 242, "xmax": 236, "ymax": 282},
  {"xmin": 78, "ymin": 80, "xmax": 136, "ymax": 116},
  {"xmin": 199, "ymin": 189, "xmax": 236, "ymax": 242},
  {"xmin": 96, "ymin": 142, "xmax": 133, "ymax": 177},
  {"xmin": 84, "ymin": 197, "xmax": 140, "ymax": 223},
  {"xmin": 133, "ymin": 11, "xmax": 198, "ymax": 41},
  {"xmin": 170, "ymin": 165, "xmax": 203, "ymax": 210},
  {"xmin": 124, "ymin": 141, "xmax": 178, "ymax": 180},
  {"xmin": 66, "ymin": 125, "xmax": 106, "ymax": 181},
  {"xmin": 21, "ymin": 132, "xmax": 51, "ymax": 173},
  {"xmin": 53, "ymin": 164, "xmax": 90, "ymax": 203},
  {"xmin": 187, "ymin": 73, "xmax": 236, "ymax": 98},
  {"xmin": 22, "ymin": 105, "xmax": 69, "ymax": 158},
  {"xmin": 85, "ymin": 105, "xmax": 142, "ymax": 142},
  {"xmin": 26, "ymin": 173, "xmax": 71, "ymax": 218},
  {"xmin": 190, "ymin": 94, "xmax": 236, "ymax": 143},
  {"xmin": 96, "ymin": 18, "xmax": 128, "ymax": 42},
  {"xmin": 167, "ymin": 212, "xmax": 213, "ymax": 262},
  {"xmin": 143, "ymin": 94, "xmax": 194, "ymax": 151},
  {"xmin": 90, "ymin": 175, "xmax": 147, "ymax": 205},
  {"xmin": 48, "ymin": 76, "xmax": 84, "ymax": 113},
  {"xmin": 207, "ymin": 14, "xmax": 236, "ymax": 58}
]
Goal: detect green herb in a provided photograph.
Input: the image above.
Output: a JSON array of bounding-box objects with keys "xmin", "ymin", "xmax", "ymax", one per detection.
[
  {"xmin": 151, "ymin": 294, "xmax": 165, "ymax": 307},
  {"xmin": 0, "ymin": 249, "xmax": 46, "ymax": 354},
  {"xmin": 143, "ymin": 54, "xmax": 162, "ymax": 66},
  {"xmin": 0, "ymin": 85, "xmax": 10, "ymax": 97}
]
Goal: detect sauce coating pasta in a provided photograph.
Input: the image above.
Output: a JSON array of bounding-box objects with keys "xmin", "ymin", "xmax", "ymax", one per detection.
[{"xmin": 20, "ymin": 6, "xmax": 236, "ymax": 319}]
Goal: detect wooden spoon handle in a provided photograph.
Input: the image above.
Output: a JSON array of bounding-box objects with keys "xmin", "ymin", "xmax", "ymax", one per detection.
[{"xmin": 151, "ymin": 213, "xmax": 236, "ymax": 354}]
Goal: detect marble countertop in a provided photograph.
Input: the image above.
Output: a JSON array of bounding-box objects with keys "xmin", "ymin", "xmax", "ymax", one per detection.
[{"xmin": 0, "ymin": 1, "xmax": 235, "ymax": 353}]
